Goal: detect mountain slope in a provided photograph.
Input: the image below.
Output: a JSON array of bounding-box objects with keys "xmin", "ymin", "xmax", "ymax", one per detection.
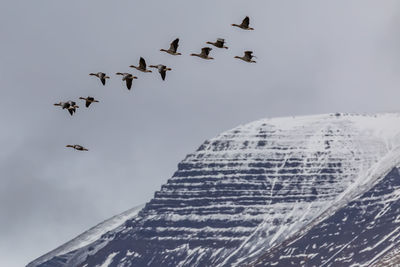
[
  {"xmin": 30, "ymin": 113, "xmax": 400, "ymax": 267},
  {"xmin": 251, "ymin": 164, "xmax": 400, "ymax": 266},
  {"xmin": 27, "ymin": 205, "xmax": 144, "ymax": 267}
]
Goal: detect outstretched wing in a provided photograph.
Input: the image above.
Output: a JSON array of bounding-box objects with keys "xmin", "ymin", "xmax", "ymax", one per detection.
[
  {"xmin": 241, "ymin": 16, "xmax": 250, "ymax": 28},
  {"xmin": 139, "ymin": 57, "xmax": 146, "ymax": 69},
  {"xmin": 201, "ymin": 47, "xmax": 211, "ymax": 56},
  {"xmin": 86, "ymin": 101, "xmax": 91, "ymax": 108},
  {"xmin": 244, "ymin": 51, "xmax": 253, "ymax": 60},
  {"xmin": 216, "ymin": 38, "xmax": 224, "ymax": 47},
  {"xmin": 68, "ymin": 108, "xmax": 74, "ymax": 116},
  {"xmin": 160, "ymin": 70, "xmax": 166, "ymax": 81},
  {"xmin": 101, "ymin": 77, "xmax": 106, "ymax": 85},
  {"xmin": 126, "ymin": 78, "xmax": 132, "ymax": 90},
  {"xmin": 170, "ymin": 38, "xmax": 179, "ymax": 52}
]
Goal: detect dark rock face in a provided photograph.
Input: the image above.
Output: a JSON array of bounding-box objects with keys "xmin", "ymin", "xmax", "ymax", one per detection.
[
  {"xmin": 252, "ymin": 167, "xmax": 400, "ymax": 267},
  {"xmin": 29, "ymin": 114, "xmax": 400, "ymax": 267}
]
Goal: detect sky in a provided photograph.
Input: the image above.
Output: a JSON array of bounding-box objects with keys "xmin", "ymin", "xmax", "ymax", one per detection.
[{"xmin": 1, "ymin": 1, "xmax": 400, "ymax": 266}]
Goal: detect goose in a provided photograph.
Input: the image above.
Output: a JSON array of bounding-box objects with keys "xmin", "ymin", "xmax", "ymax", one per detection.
[
  {"xmin": 79, "ymin": 96, "xmax": 99, "ymax": 108},
  {"xmin": 89, "ymin": 72, "xmax": 110, "ymax": 85},
  {"xmin": 66, "ymin": 145, "xmax": 88, "ymax": 151},
  {"xmin": 116, "ymin": 73, "xmax": 138, "ymax": 90},
  {"xmin": 190, "ymin": 47, "xmax": 214, "ymax": 60},
  {"xmin": 206, "ymin": 38, "xmax": 228, "ymax": 49},
  {"xmin": 234, "ymin": 51, "xmax": 256, "ymax": 63},
  {"xmin": 149, "ymin": 65, "xmax": 172, "ymax": 81},
  {"xmin": 232, "ymin": 16, "xmax": 254, "ymax": 30},
  {"xmin": 160, "ymin": 38, "xmax": 181, "ymax": 55},
  {"xmin": 130, "ymin": 57, "xmax": 152, "ymax": 73},
  {"xmin": 54, "ymin": 101, "xmax": 79, "ymax": 115}
]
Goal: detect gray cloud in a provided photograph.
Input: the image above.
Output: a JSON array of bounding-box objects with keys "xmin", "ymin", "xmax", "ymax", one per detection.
[{"xmin": 1, "ymin": 0, "xmax": 400, "ymax": 266}]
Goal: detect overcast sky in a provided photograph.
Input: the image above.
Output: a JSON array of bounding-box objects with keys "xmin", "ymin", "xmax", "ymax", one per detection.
[{"xmin": 1, "ymin": 1, "xmax": 400, "ymax": 266}]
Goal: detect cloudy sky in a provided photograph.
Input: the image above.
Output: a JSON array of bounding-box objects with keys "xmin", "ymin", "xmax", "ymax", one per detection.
[{"xmin": 1, "ymin": 1, "xmax": 400, "ymax": 266}]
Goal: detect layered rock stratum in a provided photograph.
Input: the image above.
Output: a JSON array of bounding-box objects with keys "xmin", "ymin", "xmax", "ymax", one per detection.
[{"xmin": 28, "ymin": 113, "xmax": 400, "ymax": 267}]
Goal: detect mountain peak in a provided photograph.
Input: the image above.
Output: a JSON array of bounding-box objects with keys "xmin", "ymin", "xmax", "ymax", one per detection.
[{"xmin": 29, "ymin": 113, "xmax": 400, "ymax": 267}]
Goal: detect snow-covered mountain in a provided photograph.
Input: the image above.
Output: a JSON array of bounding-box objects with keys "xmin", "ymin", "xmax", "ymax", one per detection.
[{"xmin": 28, "ymin": 113, "xmax": 400, "ymax": 267}]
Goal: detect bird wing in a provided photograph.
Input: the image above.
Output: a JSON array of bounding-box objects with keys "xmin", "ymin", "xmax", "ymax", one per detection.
[
  {"xmin": 68, "ymin": 108, "xmax": 74, "ymax": 116},
  {"xmin": 170, "ymin": 38, "xmax": 179, "ymax": 52},
  {"xmin": 244, "ymin": 51, "xmax": 253, "ymax": 60},
  {"xmin": 160, "ymin": 70, "xmax": 166, "ymax": 80},
  {"xmin": 241, "ymin": 16, "xmax": 250, "ymax": 27},
  {"xmin": 216, "ymin": 39, "xmax": 224, "ymax": 47},
  {"xmin": 86, "ymin": 101, "xmax": 91, "ymax": 108},
  {"xmin": 101, "ymin": 77, "xmax": 106, "ymax": 85},
  {"xmin": 201, "ymin": 47, "xmax": 211, "ymax": 56},
  {"xmin": 126, "ymin": 78, "xmax": 132, "ymax": 90},
  {"xmin": 87, "ymin": 97, "xmax": 94, "ymax": 101},
  {"xmin": 139, "ymin": 57, "xmax": 146, "ymax": 69}
]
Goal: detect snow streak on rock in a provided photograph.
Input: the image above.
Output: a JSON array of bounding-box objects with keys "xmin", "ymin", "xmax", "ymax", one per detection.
[
  {"xmin": 30, "ymin": 113, "xmax": 400, "ymax": 267},
  {"xmin": 251, "ymin": 167, "xmax": 400, "ymax": 267}
]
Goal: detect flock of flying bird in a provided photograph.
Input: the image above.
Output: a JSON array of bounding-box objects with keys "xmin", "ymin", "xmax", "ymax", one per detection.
[{"xmin": 55, "ymin": 16, "xmax": 256, "ymax": 151}]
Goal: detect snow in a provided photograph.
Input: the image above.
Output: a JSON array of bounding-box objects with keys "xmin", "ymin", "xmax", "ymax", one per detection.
[
  {"xmin": 96, "ymin": 252, "xmax": 118, "ymax": 267},
  {"xmin": 30, "ymin": 113, "xmax": 400, "ymax": 267},
  {"xmin": 27, "ymin": 204, "xmax": 144, "ymax": 267}
]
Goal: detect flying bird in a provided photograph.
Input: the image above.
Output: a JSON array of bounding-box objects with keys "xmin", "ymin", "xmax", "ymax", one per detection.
[
  {"xmin": 160, "ymin": 38, "xmax": 181, "ymax": 55},
  {"xmin": 54, "ymin": 101, "xmax": 79, "ymax": 116},
  {"xmin": 79, "ymin": 96, "xmax": 99, "ymax": 108},
  {"xmin": 234, "ymin": 51, "xmax": 256, "ymax": 63},
  {"xmin": 190, "ymin": 47, "xmax": 214, "ymax": 60},
  {"xmin": 232, "ymin": 16, "xmax": 254, "ymax": 30},
  {"xmin": 66, "ymin": 144, "xmax": 88, "ymax": 151},
  {"xmin": 149, "ymin": 65, "xmax": 172, "ymax": 81},
  {"xmin": 130, "ymin": 57, "xmax": 152, "ymax": 73},
  {"xmin": 206, "ymin": 38, "xmax": 228, "ymax": 49},
  {"xmin": 116, "ymin": 73, "xmax": 138, "ymax": 90},
  {"xmin": 89, "ymin": 72, "xmax": 110, "ymax": 85}
]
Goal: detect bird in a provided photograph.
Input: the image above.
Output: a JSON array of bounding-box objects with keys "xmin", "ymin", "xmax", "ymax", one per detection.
[
  {"xmin": 234, "ymin": 51, "xmax": 256, "ymax": 63},
  {"xmin": 190, "ymin": 47, "xmax": 214, "ymax": 60},
  {"xmin": 149, "ymin": 65, "xmax": 172, "ymax": 81},
  {"xmin": 232, "ymin": 16, "xmax": 254, "ymax": 30},
  {"xmin": 54, "ymin": 101, "xmax": 79, "ymax": 116},
  {"xmin": 89, "ymin": 72, "xmax": 110, "ymax": 85},
  {"xmin": 160, "ymin": 38, "xmax": 181, "ymax": 55},
  {"xmin": 116, "ymin": 73, "xmax": 138, "ymax": 90},
  {"xmin": 66, "ymin": 144, "xmax": 88, "ymax": 151},
  {"xmin": 206, "ymin": 38, "xmax": 228, "ymax": 49},
  {"xmin": 79, "ymin": 96, "xmax": 99, "ymax": 108},
  {"xmin": 130, "ymin": 57, "xmax": 152, "ymax": 73}
]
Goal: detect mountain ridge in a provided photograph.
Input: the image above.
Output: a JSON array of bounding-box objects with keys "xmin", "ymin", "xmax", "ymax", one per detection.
[{"xmin": 29, "ymin": 113, "xmax": 400, "ymax": 267}]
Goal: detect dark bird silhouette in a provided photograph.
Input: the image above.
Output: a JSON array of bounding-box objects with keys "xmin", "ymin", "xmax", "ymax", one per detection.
[
  {"xmin": 190, "ymin": 47, "xmax": 214, "ymax": 60},
  {"xmin": 116, "ymin": 73, "xmax": 138, "ymax": 90},
  {"xmin": 232, "ymin": 16, "xmax": 254, "ymax": 30},
  {"xmin": 130, "ymin": 57, "xmax": 152, "ymax": 73},
  {"xmin": 89, "ymin": 72, "xmax": 110, "ymax": 85},
  {"xmin": 234, "ymin": 51, "xmax": 256, "ymax": 63},
  {"xmin": 149, "ymin": 65, "xmax": 172, "ymax": 81},
  {"xmin": 54, "ymin": 101, "xmax": 79, "ymax": 116},
  {"xmin": 79, "ymin": 96, "xmax": 99, "ymax": 108},
  {"xmin": 66, "ymin": 144, "xmax": 88, "ymax": 151},
  {"xmin": 206, "ymin": 38, "xmax": 228, "ymax": 49},
  {"xmin": 160, "ymin": 38, "xmax": 181, "ymax": 55}
]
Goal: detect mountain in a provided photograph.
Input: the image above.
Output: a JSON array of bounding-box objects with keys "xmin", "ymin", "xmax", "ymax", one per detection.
[
  {"xmin": 28, "ymin": 113, "xmax": 400, "ymax": 267},
  {"xmin": 27, "ymin": 205, "xmax": 144, "ymax": 267}
]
